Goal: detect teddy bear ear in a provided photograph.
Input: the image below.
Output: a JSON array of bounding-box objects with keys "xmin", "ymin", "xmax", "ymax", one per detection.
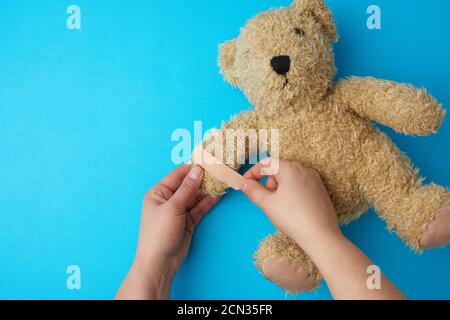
[
  {"xmin": 292, "ymin": 0, "xmax": 338, "ymax": 43},
  {"xmin": 218, "ymin": 39, "xmax": 239, "ymax": 87}
]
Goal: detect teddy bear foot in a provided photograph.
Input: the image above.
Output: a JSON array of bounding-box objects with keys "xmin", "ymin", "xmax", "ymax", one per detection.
[
  {"xmin": 420, "ymin": 205, "xmax": 450, "ymax": 248},
  {"xmin": 261, "ymin": 256, "xmax": 317, "ymax": 293}
]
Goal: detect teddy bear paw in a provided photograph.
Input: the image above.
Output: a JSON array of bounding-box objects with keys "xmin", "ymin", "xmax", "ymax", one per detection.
[
  {"xmin": 261, "ymin": 256, "xmax": 317, "ymax": 293},
  {"xmin": 420, "ymin": 205, "xmax": 450, "ymax": 249}
]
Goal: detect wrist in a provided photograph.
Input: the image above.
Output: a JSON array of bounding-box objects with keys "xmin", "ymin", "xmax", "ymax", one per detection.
[
  {"xmin": 293, "ymin": 227, "xmax": 346, "ymax": 256},
  {"xmin": 129, "ymin": 253, "xmax": 176, "ymax": 300}
]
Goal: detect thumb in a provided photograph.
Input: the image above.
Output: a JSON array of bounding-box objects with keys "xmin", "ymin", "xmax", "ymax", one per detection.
[
  {"xmin": 171, "ymin": 166, "xmax": 204, "ymax": 208},
  {"xmin": 241, "ymin": 179, "xmax": 271, "ymax": 207}
]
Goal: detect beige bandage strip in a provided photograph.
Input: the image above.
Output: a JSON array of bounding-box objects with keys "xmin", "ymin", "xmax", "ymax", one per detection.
[{"xmin": 192, "ymin": 145, "xmax": 246, "ymax": 190}]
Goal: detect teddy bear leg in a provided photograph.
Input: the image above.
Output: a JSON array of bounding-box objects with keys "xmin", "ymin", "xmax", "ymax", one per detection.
[
  {"xmin": 358, "ymin": 137, "xmax": 450, "ymax": 250},
  {"xmin": 254, "ymin": 232, "xmax": 321, "ymax": 293}
]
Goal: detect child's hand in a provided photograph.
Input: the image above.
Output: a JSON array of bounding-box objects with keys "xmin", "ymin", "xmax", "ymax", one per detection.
[
  {"xmin": 241, "ymin": 159, "xmax": 340, "ymax": 248},
  {"xmin": 137, "ymin": 165, "xmax": 220, "ymax": 272},
  {"xmin": 116, "ymin": 165, "xmax": 221, "ymax": 300}
]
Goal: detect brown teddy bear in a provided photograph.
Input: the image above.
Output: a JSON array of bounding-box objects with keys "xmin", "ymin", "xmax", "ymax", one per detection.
[{"xmin": 195, "ymin": 0, "xmax": 450, "ymax": 293}]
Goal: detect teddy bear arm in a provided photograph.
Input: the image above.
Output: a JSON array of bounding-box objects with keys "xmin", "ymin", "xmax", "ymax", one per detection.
[
  {"xmin": 195, "ymin": 110, "xmax": 262, "ymax": 196},
  {"xmin": 334, "ymin": 77, "xmax": 445, "ymax": 135}
]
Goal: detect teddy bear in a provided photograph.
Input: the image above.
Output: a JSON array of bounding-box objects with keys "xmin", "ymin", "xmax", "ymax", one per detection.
[{"xmin": 194, "ymin": 0, "xmax": 450, "ymax": 293}]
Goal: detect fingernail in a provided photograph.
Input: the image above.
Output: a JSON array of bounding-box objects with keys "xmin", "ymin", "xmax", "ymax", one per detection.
[
  {"xmin": 188, "ymin": 166, "xmax": 203, "ymax": 180},
  {"xmin": 240, "ymin": 183, "xmax": 248, "ymax": 193}
]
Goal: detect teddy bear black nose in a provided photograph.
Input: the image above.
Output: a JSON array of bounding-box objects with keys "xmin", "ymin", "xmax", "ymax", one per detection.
[{"xmin": 271, "ymin": 55, "xmax": 291, "ymax": 75}]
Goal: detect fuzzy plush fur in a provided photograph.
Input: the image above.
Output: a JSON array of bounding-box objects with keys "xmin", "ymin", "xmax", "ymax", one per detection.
[{"xmin": 195, "ymin": 0, "xmax": 450, "ymax": 293}]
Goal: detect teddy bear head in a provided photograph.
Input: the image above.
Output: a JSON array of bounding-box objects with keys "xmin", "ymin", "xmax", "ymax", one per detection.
[{"xmin": 219, "ymin": 0, "xmax": 338, "ymax": 116}]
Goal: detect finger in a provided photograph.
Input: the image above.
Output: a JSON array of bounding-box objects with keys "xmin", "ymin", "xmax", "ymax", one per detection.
[
  {"xmin": 241, "ymin": 179, "xmax": 272, "ymax": 208},
  {"xmin": 171, "ymin": 166, "xmax": 204, "ymax": 208},
  {"xmin": 145, "ymin": 184, "xmax": 175, "ymax": 205},
  {"xmin": 265, "ymin": 176, "xmax": 278, "ymax": 191},
  {"xmin": 243, "ymin": 162, "xmax": 267, "ymax": 181},
  {"xmin": 243, "ymin": 158, "xmax": 287, "ymax": 181},
  {"xmin": 189, "ymin": 196, "xmax": 222, "ymax": 226},
  {"xmin": 187, "ymin": 192, "xmax": 207, "ymax": 211},
  {"xmin": 157, "ymin": 165, "xmax": 192, "ymax": 192}
]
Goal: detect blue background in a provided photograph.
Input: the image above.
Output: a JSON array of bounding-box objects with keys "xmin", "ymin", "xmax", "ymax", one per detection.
[{"xmin": 0, "ymin": 0, "xmax": 449, "ymax": 299}]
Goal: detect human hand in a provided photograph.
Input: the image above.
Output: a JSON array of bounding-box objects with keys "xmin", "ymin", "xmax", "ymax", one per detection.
[
  {"xmin": 241, "ymin": 159, "xmax": 340, "ymax": 249},
  {"xmin": 116, "ymin": 165, "xmax": 221, "ymax": 300},
  {"xmin": 241, "ymin": 159, "xmax": 406, "ymax": 300},
  {"xmin": 137, "ymin": 165, "xmax": 221, "ymax": 273}
]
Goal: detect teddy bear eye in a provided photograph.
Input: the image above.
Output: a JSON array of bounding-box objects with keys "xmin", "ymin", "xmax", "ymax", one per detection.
[{"xmin": 295, "ymin": 28, "xmax": 305, "ymax": 37}]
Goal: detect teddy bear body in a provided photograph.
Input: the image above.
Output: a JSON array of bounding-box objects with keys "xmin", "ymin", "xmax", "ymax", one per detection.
[
  {"xmin": 246, "ymin": 100, "xmax": 373, "ymax": 222},
  {"xmin": 239, "ymin": 107, "xmax": 366, "ymax": 215},
  {"xmin": 196, "ymin": 0, "xmax": 450, "ymax": 293}
]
